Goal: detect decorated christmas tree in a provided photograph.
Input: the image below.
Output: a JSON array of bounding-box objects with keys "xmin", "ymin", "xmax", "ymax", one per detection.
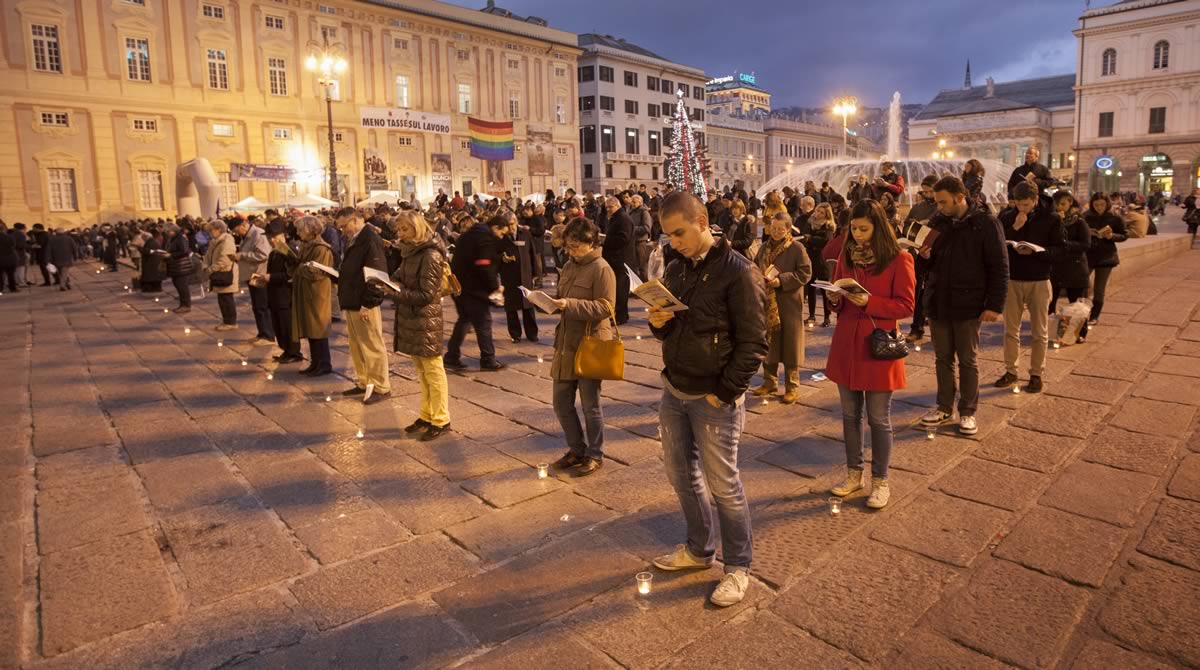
[{"xmin": 666, "ymin": 89, "xmax": 708, "ymax": 198}]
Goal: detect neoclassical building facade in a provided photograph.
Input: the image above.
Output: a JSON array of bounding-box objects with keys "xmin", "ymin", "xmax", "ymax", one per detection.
[{"xmin": 0, "ymin": 0, "xmax": 582, "ymax": 227}]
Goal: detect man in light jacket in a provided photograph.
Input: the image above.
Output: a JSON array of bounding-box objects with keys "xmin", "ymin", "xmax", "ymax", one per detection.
[{"xmin": 234, "ymin": 217, "xmax": 274, "ymax": 345}]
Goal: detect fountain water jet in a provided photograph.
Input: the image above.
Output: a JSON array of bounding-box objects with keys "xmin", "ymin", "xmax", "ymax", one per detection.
[{"xmin": 886, "ymin": 91, "xmax": 902, "ymax": 160}]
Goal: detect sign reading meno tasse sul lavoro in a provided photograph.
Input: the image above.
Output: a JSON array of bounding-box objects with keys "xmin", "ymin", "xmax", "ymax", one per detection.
[{"xmin": 359, "ymin": 107, "xmax": 451, "ymax": 135}]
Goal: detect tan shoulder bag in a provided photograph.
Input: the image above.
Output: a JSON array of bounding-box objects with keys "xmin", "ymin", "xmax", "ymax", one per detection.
[{"xmin": 574, "ymin": 300, "xmax": 625, "ymax": 380}]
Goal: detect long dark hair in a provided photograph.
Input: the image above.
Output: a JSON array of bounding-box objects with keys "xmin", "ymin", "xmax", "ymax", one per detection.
[
  {"xmin": 1088, "ymin": 192, "xmax": 1112, "ymax": 215},
  {"xmin": 841, "ymin": 199, "xmax": 901, "ymax": 274}
]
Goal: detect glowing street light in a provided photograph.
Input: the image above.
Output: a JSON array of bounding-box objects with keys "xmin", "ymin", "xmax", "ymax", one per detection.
[
  {"xmin": 832, "ymin": 96, "xmax": 858, "ymax": 157},
  {"xmin": 306, "ymin": 42, "xmax": 349, "ymax": 204}
]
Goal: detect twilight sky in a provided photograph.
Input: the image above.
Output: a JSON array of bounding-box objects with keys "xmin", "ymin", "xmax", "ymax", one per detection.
[{"xmin": 453, "ymin": 0, "xmax": 1090, "ymax": 108}]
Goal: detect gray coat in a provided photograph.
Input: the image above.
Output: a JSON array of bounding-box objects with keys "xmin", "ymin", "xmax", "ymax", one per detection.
[
  {"xmin": 391, "ymin": 238, "xmax": 446, "ymax": 359},
  {"xmin": 237, "ymin": 224, "xmax": 271, "ymax": 283},
  {"xmin": 551, "ymin": 249, "xmax": 617, "ymax": 381},
  {"xmin": 203, "ymin": 233, "xmax": 238, "ymax": 295},
  {"xmin": 755, "ymin": 238, "xmax": 812, "ymax": 368}
]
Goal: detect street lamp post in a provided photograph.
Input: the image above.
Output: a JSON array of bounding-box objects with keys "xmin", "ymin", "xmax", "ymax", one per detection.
[
  {"xmin": 832, "ymin": 96, "xmax": 857, "ymax": 158},
  {"xmin": 306, "ymin": 48, "xmax": 348, "ymax": 203}
]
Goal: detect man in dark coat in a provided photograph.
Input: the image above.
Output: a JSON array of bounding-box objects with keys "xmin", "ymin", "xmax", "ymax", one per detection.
[
  {"xmin": 11, "ymin": 224, "xmax": 29, "ymax": 287},
  {"xmin": 334, "ymin": 207, "xmax": 391, "ymax": 402},
  {"xmin": 47, "ymin": 228, "xmax": 77, "ymax": 290},
  {"xmin": 30, "ymin": 224, "xmax": 50, "ymax": 285},
  {"xmin": 0, "ymin": 223, "xmax": 18, "ymax": 292},
  {"xmin": 444, "ymin": 215, "xmax": 504, "ymax": 371},
  {"xmin": 602, "ymin": 196, "xmax": 637, "ymax": 324},
  {"xmin": 263, "ymin": 220, "xmax": 303, "ymax": 363},
  {"xmin": 1006, "ymin": 147, "xmax": 1055, "ymax": 201},
  {"xmin": 499, "ymin": 215, "xmax": 538, "ymax": 343}
]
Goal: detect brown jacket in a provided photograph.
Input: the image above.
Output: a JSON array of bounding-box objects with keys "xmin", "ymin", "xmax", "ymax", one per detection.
[
  {"xmin": 290, "ymin": 238, "xmax": 333, "ymax": 340},
  {"xmin": 754, "ymin": 238, "xmax": 812, "ymax": 368},
  {"xmin": 551, "ymin": 249, "xmax": 616, "ymax": 381},
  {"xmin": 203, "ymin": 233, "xmax": 239, "ymax": 295}
]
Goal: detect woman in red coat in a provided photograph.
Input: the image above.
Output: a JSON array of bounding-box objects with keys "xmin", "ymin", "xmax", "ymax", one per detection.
[{"xmin": 825, "ymin": 199, "xmax": 915, "ymax": 510}]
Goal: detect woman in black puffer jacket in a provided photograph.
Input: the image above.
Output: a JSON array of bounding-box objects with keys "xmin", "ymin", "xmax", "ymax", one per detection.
[
  {"xmin": 1049, "ymin": 191, "xmax": 1090, "ymax": 340},
  {"xmin": 388, "ymin": 210, "xmax": 451, "ymax": 441},
  {"xmin": 1083, "ymin": 192, "xmax": 1127, "ymax": 324}
]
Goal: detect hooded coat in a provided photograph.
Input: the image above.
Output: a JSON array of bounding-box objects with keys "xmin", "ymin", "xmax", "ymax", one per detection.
[{"xmin": 391, "ymin": 237, "xmax": 447, "ymax": 358}]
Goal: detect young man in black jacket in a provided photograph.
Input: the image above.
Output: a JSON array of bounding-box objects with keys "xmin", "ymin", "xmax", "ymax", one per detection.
[
  {"xmin": 905, "ymin": 175, "xmax": 940, "ymax": 343},
  {"xmin": 648, "ymin": 192, "xmax": 767, "ymax": 608},
  {"xmin": 920, "ymin": 177, "xmax": 1008, "ymax": 436},
  {"xmin": 444, "ymin": 215, "xmax": 504, "ymax": 371},
  {"xmin": 335, "ymin": 208, "xmax": 391, "ymax": 403},
  {"xmin": 995, "ymin": 182, "xmax": 1063, "ymax": 393}
]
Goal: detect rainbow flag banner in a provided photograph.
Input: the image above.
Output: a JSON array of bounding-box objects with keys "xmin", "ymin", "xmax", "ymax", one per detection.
[{"xmin": 468, "ymin": 117, "xmax": 514, "ymax": 161}]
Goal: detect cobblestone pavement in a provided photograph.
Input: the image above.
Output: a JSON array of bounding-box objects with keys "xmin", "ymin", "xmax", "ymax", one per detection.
[{"xmin": 2, "ymin": 242, "xmax": 1199, "ymax": 669}]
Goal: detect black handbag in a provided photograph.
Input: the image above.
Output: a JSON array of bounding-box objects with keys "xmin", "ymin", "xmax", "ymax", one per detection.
[
  {"xmin": 850, "ymin": 265, "xmax": 908, "ymax": 361},
  {"xmin": 209, "ymin": 270, "xmax": 233, "ymax": 288}
]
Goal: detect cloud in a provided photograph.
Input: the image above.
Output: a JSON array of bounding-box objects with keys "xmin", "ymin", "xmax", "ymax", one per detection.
[{"xmin": 979, "ymin": 37, "xmax": 1077, "ymax": 83}]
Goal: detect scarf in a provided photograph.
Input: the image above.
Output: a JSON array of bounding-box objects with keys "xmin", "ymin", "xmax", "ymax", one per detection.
[
  {"xmin": 850, "ymin": 243, "xmax": 876, "ymax": 268},
  {"xmin": 759, "ymin": 236, "xmax": 793, "ymax": 331}
]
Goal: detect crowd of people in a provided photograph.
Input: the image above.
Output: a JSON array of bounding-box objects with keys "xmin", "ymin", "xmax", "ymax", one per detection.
[{"xmin": 2, "ymin": 153, "xmax": 1194, "ymax": 609}]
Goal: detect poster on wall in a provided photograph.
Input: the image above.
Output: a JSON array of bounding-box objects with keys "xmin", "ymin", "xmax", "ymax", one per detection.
[
  {"xmin": 527, "ymin": 128, "xmax": 554, "ymax": 176},
  {"xmin": 359, "ymin": 107, "xmax": 451, "ymax": 135},
  {"xmin": 363, "ymin": 148, "xmax": 390, "ymax": 191},
  {"xmin": 431, "ymin": 153, "xmax": 452, "ymax": 195},
  {"xmin": 485, "ymin": 160, "xmax": 506, "ymax": 195}
]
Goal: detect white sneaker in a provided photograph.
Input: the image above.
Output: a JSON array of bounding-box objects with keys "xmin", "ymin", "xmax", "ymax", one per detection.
[
  {"xmin": 830, "ymin": 468, "xmax": 864, "ymax": 497},
  {"xmin": 652, "ymin": 544, "xmax": 713, "ymax": 571},
  {"xmin": 710, "ymin": 570, "xmax": 750, "ymax": 607},
  {"xmin": 959, "ymin": 415, "xmax": 978, "ymax": 436},
  {"xmin": 866, "ymin": 478, "xmax": 890, "ymax": 509},
  {"xmin": 920, "ymin": 408, "xmax": 956, "ymax": 427}
]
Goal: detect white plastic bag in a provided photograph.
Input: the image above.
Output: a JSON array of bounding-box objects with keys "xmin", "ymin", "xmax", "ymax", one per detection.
[{"xmin": 1052, "ymin": 299, "xmax": 1091, "ymax": 345}]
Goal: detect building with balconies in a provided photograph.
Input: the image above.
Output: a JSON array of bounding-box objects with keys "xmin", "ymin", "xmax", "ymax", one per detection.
[{"xmin": 762, "ymin": 115, "xmax": 844, "ymax": 184}]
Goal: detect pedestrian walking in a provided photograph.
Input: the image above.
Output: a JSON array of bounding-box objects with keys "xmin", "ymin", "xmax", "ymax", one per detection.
[
  {"xmin": 1083, "ymin": 193, "xmax": 1127, "ymax": 326},
  {"xmin": 48, "ymin": 229, "xmax": 77, "ymax": 291},
  {"xmin": 444, "ymin": 215, "xmax": 504, "ymax": 372}
]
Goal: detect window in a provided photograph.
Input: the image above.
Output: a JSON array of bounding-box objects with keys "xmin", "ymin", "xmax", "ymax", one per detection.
[
  {"xmin": 693, "ymin": 86, "xmax": 703, "ymax": 100},
  {"xmin": 651, "ymin": 166, "xmax": 658, "ymax": 180},
  {"xmin": 598, "ymin": 66, "xmax": 613, "ymax": 82},
  {"xmin": 265, "ymin": 15, "xmax": 285, "ymax": 30},
  {"xmin": 320, "ymin": 25, "xmax": 338, "ymax": 44},
  {"xmin": 393, "ymin": 38, "xmax": 408, "ymax": 50},
  {"xmin": 647, "ymin": 75, "xmax": 659, "ymax": 91},
  {"xmin": 122, "ymin": 0, "xmax": 145, "ymax": 4},
  {"xmin": 630, "ymin": 165, "xmax": 638, "ymax": 179},
  {"xmin": 30, "ymin": 24, "xmax": 62, "ymax": 73},
  {"xmin": 219, "ymin": 172, "xmax": 239, "ymax": 206},
  {"xmin": 1098, "ymin": 111, "xmax": 1114, "ymax": 138},
  {"xmin": 1153, "ymin": 41, "xmax": 1169, "ymax": 69},
  {"xmin": 648, "ymin": 103, "xmax": 659, "ymax": 118},
  {"xmin": 554, "ymin": 66, "xmax": 566, "ymax": 78},
  {"xmin": 207, "ymin": 49, "xmax": 229, "ymax": 89},
  {"xmin": 648, "ymin": 130, "xmax": 661, "ymax": 156},
  {"xmin": 625, "ymin": 128, "xmax": 639, "ymax": 154},
  {"xmin": 394, "ymin": 75, "xmax": 410, "ymax": 107},
  {"xmin": 202, "ymin": 4, "xmax": 224, "ymax": 19},
  {"xmin": 584, "ymin": 163, "xmax": 593, "ymax": 178},
  {"xmin": 690, "ymin": 108, "xmax": 704, "ymax": 122},
  {"xmin": 137, "ymin": 170, "xmax": 163, "ymax": 210},
  {"xmin": 580, "ymin": 126, "xmax": 596, "ymax": 153},
  {"xmin": 318, "ymin": 4, "xmax": 336, "ymax": 14},
  {"xmin": 599, "ymin": 96, "xmax": 614, "ymax": 111},
  {"xmin": 511, "ymin": 177, "xmax": 523, "ymax": 193},
  {"xmin": 507, "ymin": 59, "xmax": 519, "ymax": 70},
  {"xmin": 661, "ymin": 79, "xmax": 674, "ymax": 95},
  {"xmin": 557, "ymin": 146, "xmax": 568, "ymax": 156},
  {"xmin": 508, "ymin": 92, "xmax": 520, "ymax": 120},
  {"xmin": 457, "ymin": 83, "xmax": 471, "ymax": 114},
  {"xmin": 1148, "ymin": 106, "xmax": 1166, "ymax": 134},
  {"xmin": 578, "ymin": 66, "xmax": 594, "ymax": 82},
  {"xmin": 46, "ymin": 168, "xmax": 77, "ymax": 212},
  {"xmin": 460, "ymin": 139, "xmax": 470, "ymax": 150},
  {"xmin": 332, "ymin": 131, "xmax": 344, "ymax": 143},
  {"xmin": 605, "ymin": 164, "xmax": 613, "ymax": 179},
  {"xmin": 456, "ymin": 49, "xmax": 470, "ymax": 61},
  {"xmin": 623, "ymin": 71, "xmax": 637, "ymax": 87},
  {"xmin": 132, "ymin": 117, "xmax": 157, "ymax": 132},
  {"xmin": 268, "ymin": 57, "xmax": 287, "ymax": 96},
  {"xmin": 579, "ymin": 96, "xmax": 595, "ymax": 112},
  {"xmin": 212, "ymin": 122, "xmax": 234, "ymax": 137},
  {"xmin": 1101, "ymin": 48, "xmax": 1117, "ymax": 76},
  {"xmin": 125, "ymin": 38, "xmax": 151, "ymax": 81},
  {"xmin": 271, "ymin": 127, "xmax": 291, "ymax": 140},
  {"xmin": 397, "ymin": 136, "xmax": 413, "ymax": 146},
  {"xmin": 624, "ymin": 100, "xmax": 638, "ymax": 115},
  {"xmin": 600, "ymin": 125, "xmax": 615, "ymax": 153},
  {"xmin": 555, "ymin": 96, "xmax": 566, "ymax": 124},
  {"xmin": 40, "ymin": 112, "xmax": 69, "ymax": 127}
]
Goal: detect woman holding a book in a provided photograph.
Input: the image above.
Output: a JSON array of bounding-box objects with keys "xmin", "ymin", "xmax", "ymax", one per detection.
[
  {"xmin": 1083, "ymin": 193, "xmax": 1127, "ymax": 325},
  {"xmin": 825, "ymin": 200, "xmax": 915, "ymax": 510},
  {"xmin": 799, "ymin": 203, "xmax": 836, "ymax": 327},
  {"xmin": 546, "ymin": 218, "xmax": 617, "ymax": 478},
  {"xmin": 289, "ymin": 215, "xmax": 334, "ymax": 376},
  {"xmin": 1049, "ymin": 191, "xmax": 1091, "ymax": 342},
  {"xmin": 752, "ymin": 212, "xmax": 813, "ymax": 404}
]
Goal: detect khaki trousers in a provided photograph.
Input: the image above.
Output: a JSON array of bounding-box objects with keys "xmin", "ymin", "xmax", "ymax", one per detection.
[
  {"xmin": 413, "ymin": 355, "xmax": 450, "ymax": 427},
  {"xmin": 345, "ymin": 307, "xmax": 390, "ymax": 393},
  {"xmin": 1003, "ymin": 279, "xmax": 1051, "ymax": 377}
]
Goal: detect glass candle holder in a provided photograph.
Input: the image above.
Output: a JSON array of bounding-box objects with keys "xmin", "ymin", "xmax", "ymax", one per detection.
[
  {"xmin": 163, "ymin": 308, "xmax": 169, "ymax": 313},
  {"xmin": 267, "ymin": 373, "xmax": 273, "ymax": 380},
  {"xmin": 537, "ymin": 355, "xmax": 544, "ymax": 363},
  {"xmin": 636, "ymin": 572, "xmax": 653, "ymax": 595},
  {"xmin": 926, "ymin": 430, "xmax": 936, "ymax": 440},
  {"xmin": 154, "ymin": 297, "xmax": 159, "ymax": 302},
  {"xmin": 1052, "ymin": 342, "xmax": 1061, "ymax": 350},
  {"xmin": 241, "ymin": 360, "xmax": 248, "ymax": 367},
  {"xmin": 536, "ymin": 463, "xmax": 549, "ymax": 479},
  {"xmin": 184, "ymin": 328, "xmax": 191, "ymax": 334},
  {"xmin": 828, "ymin": 497, "xmax": 842, "ymax": 515},
  {"xmin": 325, "ymin": 395, "xmax": 332, "ymax": 402},
  {"xmin": 914, "ymin": 344, "xmax": 922, "ymax": 352},
  {"xmin": 356, "ymin": 429, "xmax": 364, "ymax": 439},
  {"xmin": 1012, "ymin": 385, "xmax": 1021, "ymax": 394},
  {"xmin": 217, "ymin": 341, "xmax": 224, "ymax": 347}
]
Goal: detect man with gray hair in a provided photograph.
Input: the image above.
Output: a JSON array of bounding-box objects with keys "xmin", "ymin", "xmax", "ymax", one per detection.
[
  {"xmin": 234, "ymin": 217, "xmax": 274, "ymax": 345},
  {"xmin": 601, "ymin": 196, "xmax": 636, "ymax": 324}
]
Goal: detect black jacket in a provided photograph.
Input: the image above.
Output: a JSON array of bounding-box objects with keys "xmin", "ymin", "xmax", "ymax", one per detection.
[
  {"xmin": 1052, "ymin": 212, "xmax": 1091, "ymax": 289},
  {"xmin": 30, "ymin": 230, "xmax": 49, "ymax": 263},
  {"xmin": 0, "ymin": 232, "xmax": 16, "ymax": 269},
  {"xmin": 265, "ymin": 244, "xmax": 295, "ymax": 309},
  {"xmin": 998, "ymin": 205, "xmax": 1063, "ymax": 281},
  {"xmin": 337, "ymin": 224, "xmax": 388, "ymax": 310},
  {"xmin": 727, "ymin": 216, "xmax": 757, "ymax": 258},
  {"xmin": 1084, "ymin": 210, "xmax": 1126, "ymax": 269},
  {"xmin": 926, "ymin": 205, "xmax": 1009, "ymax": 321},
  {"xmin": 450, "ymin": 223, "xmax": 500, "ymax": 298},
  {"xmin": 650, "ymin": 238, "xmax": 768, "ymax": 404},
  {"xmin": 11, "ymin": 230, "xmax": 28, "ymax": 265},
  {"xmin": 165, "ymin": 234, "xmax": 194, "ymax": 277},
  {"xmin": 602, "ymin": 209, "xmax": 637, "ymax": 274},
  {"xmin": 1007, "ymin": 162, "xmax": 1054, "ymax": 199}
]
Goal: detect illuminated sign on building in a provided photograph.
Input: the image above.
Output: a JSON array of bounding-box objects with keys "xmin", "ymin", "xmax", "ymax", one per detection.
[
  {"xmin": 739, "ymin": 73, "xmax": 756, "ymax": 85},
  {"xmin": 706, "ymin": 73, "xmax": 759, "ymax": 87},
  {"xmin": 1094, "ymin": 156, "xmax": 1114, "ymax": 170}
]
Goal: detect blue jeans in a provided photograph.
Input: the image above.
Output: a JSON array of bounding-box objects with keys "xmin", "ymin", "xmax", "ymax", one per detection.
[
  {"xmin": 553, "ymin": 378, "xmax": 604, "ymax": 460},
  {"xmin": 837, "ymin": 386, "xmax": 894, "ymax": 479},
  {"xmin": 659, "ymin": 390, "xmax": 753, "ymax": 571}
]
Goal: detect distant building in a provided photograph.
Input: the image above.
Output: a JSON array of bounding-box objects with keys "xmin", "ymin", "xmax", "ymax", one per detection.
[
  {"xmin": 576, "ymin": 33, "xmax": 706, "ymax": 195},
  {"xmin": 762, "ymin": 116, "xmax": 844, "ymax": 184},
  {"xmin": 908, "ymin": 73, "xmax": 1077, "ymax": 186},
  {"xmin": 704, "ymin": 73, "xmax": 769, "ymax": 193},
  {"xmin": 705, "ymin": 73, "xmax": 771, "ymax": 117},
  {"xmin": 1072, "ymin": 0, "xmax": 1200, "ymax": 197}
]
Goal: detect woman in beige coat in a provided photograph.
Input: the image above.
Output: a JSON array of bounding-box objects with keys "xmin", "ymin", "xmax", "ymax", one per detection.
[
  {"xmin": 548, "ymin": 218, "xmax": 617, "ymax": 477},
  {"xmin": 203, "ymin": 220, "xmax": 239, "ymax": 331},
  {"xmin": 752, "ymin": 212, "xmax": 813, "ymax": 403},
  {"xmin": 289, "ymin": 215, "xmax": 334, "ymax": 376}
]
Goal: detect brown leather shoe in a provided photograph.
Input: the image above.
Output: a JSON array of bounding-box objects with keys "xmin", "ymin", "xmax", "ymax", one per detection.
[
  {"xmin": 572, "ymin": 457, "xmax": 603, "ymax": 477},
  {"xmin": 751, "ymin": 384, "xmax": 777, "ymax": 397},
  {"xmin": 782, "ymin": 388, "xmax": 800, "ymax": 404},
  {"xmin": 551, "ymin": 452, "xmax": 583, "ymax": 469}
]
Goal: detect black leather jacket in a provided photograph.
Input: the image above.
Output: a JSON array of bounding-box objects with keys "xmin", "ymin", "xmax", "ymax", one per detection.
[{"xmin": 651, "ymin": 238, "xmax": 768, "ymax": 404}]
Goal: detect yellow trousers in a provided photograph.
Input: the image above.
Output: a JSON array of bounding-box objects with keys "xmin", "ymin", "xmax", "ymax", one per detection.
[
  {"xmin": 345, "ymin": 307, "xmax": 390, "ymax": 393},
  {"xmin": 413, "ymin": 355, "xmax": 450, "ymax": 427}
]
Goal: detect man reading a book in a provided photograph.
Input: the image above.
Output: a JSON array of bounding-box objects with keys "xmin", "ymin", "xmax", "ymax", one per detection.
[
  {"xmin": 334, "ymin": 207, "xmax": 392, "ymax": 404},
  {"xmin": 994, "ymin": 182, "xmax": 1063, "ymax": 394}
]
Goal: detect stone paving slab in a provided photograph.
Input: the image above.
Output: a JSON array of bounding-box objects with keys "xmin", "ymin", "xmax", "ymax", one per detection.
[
  {"xmin": 871, "ymin": 492, "xmax": 1009, "ymax": 568},
  {"xmin": 235, "ymin": 454, "xmax": 372, "ymax": 531},
  {"xmin": 885, "ymin": 627, "xmax": 1018, "ymax": 670},
  {"xmin": 1149, "ymin": 354, "xmax": 1200, "ymax": 378},
  {"xmin": 1168, "ymin": 454, "xmax": 1200, "ymax": 502},
  {"xmin": 973, "ymin": 425, "xmax": 1081, "ymax": 474},
  {"xmin": 993, "ymin": 506, "xmax": 1126, "ymax": 587},
  {"xmin": 661, "ymin": 610, "xmax": 864, "ymax": 669},
  {"xmin": 933, "ymin": 457, "xmax": 1051, "ymax": 512},
  {"xmin": 35, "ymin": 471, "xmax": 150, "ymax": 554},
  {"xmin": 1080, "ymin": 427, "xmax": 1179, "ymax": 476},
  {"xmin": 1131, "ymin": 372, "xmax": 1200, "ymax": 406},
  {"xmin": 1109, "ymin": 397, "xmax": 1197, "ymax": 438},
  {"xmin": 458, "ymin": 622, "xmax": 614, "ymax": 670},
  {"xmin": 1137, "ymin": 497, "xmax": 1200, "ymax": 572},
  {"xmin": 290, "ymin": 507, "xmax": 412, "ymax": 565},
  {"xmin": 134, "ymin": 450, "xmax": 249, "ymax": 515},
  {"xmin": 458, "ymin": 464, "xmax": 566, "ymax": 508},
  {"xmin": 1068, "ymin": 639, "xmax": 1176, "ymax": 670},
  {"xmin": 1098, "ymin": 558, "xmax": 1200, "ymax": 668},
  {"xmin": 1040, "ymin": 462, "xmax": 1158, "ymax": 528},
  {"xmin": 1009, "ymin": 396, "xmax": 1110, "ymax": 440},
  {"xmin": 445, "ymin": 489, "xmax": 615, "ymax": 564}
]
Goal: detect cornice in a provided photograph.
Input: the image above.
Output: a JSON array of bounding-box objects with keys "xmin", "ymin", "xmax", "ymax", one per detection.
[
  {"xmin": 1078, "ymin": 71, "xmax": 1200, "ymax": 94},
  {"xmin": 578, "ymin": 45, "xmax": 705, "ymax": 80},
  {"xmin": 1074, "ymin": 7, "xmax": 1200, "ymax": 36}
]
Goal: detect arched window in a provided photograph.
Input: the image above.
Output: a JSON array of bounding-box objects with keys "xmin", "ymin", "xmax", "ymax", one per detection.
[
  {"xmin": 1102, "ymin": 48, "xmax": 1117, "ymax": 76},
  {"xmin": 1153, "ymin": 41, "xmax": 1169, "ymax": 69}
]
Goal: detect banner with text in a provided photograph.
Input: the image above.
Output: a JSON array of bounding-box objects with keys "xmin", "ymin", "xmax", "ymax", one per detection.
[{"xmin": 359, "ymin": 107, "xmax": 451, "ymax": 135}]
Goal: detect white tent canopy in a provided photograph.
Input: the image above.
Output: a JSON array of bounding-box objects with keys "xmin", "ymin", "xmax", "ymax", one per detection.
[
  {"xmin": 228, "ymin": 196, "xmax": 271, "ymax": 212},
  {"xmin": 356, "ymin": 191, "xmax": 402, "ymax": 207},
  {"xmin": 280, "ymin": 193, "xmax": 338, "ymax": 210}
]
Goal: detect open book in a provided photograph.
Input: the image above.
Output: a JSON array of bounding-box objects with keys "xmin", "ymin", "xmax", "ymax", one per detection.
[
  {"xmin": 305, "ymin": 261, "xmax": 339, "ymax": 279},
  {"xmin": 1006, "ymin": 240, "xmax": 1046, "ymax": 253},
  {"xmin": 363, "ymin": 266, "xmax": 401, "ymax": 294},
  {"xmin": 764, "ymin": 265, "xmax": 780, "ymax": 281},
  {"xmin": 812, "ymin": 278, "xmax": 870, "ymax": 297},
  {"xmin": 519, "ymin": 286, "xmax": 562, "ymax": 314},
  {"xmin": 898, "ymin": 220, "xmax": 940, "ymax": 250},
  {"xmin": 626, "ymin": 264, "xmax": 687, "ymax": 312}
]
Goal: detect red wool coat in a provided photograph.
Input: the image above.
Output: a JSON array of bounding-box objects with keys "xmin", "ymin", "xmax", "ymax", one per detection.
[{"xmin": 825, "ymin": 251, "xmax": 916, "ymax": 392}]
